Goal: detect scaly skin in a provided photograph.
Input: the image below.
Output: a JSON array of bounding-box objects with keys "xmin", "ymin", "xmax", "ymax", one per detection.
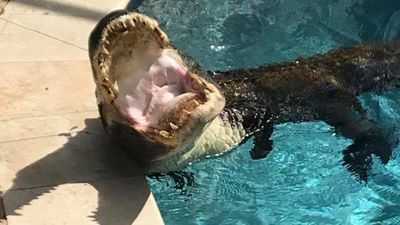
[
  {"xmin": 213, "ymin": 40, "xmax": 400, "ymax": 181},
  {"xmin": 89, "ymin": 10, "xmax": 400, "ymax": 181}
]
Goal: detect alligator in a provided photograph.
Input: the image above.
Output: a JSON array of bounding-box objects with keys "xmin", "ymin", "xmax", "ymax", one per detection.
[{"xmin": 89, "ymin": 10, "xmax": 400, "ymax": 181}]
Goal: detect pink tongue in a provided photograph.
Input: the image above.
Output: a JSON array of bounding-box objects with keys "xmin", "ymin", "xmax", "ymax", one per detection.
[
  {"xmin": 114, "ymin": 54, "xmax": 188, "ymax": 128},
  {"xmin": 150, "ymin": 56, "xmax": 186, "ymax": 87}
]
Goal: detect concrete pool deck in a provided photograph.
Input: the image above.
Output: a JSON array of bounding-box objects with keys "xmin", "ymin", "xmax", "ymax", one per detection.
[{"xmin": 0, "ymin": 0, "xmax": 164, "ymax": 224}]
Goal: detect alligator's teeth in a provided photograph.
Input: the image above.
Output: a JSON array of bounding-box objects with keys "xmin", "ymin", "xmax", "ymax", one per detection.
[
  {"xmin": 182, "ymin": 110, "xmax": 191, "ymax": 116},
  {"xmin": 102, "ymin": 77, "xmax": 112, "ymax": 86},
  {"xmin": 117, "ymin": 20, "xmax": 125, "ymax": 28},
  {"xmin": 126, "ymin": 19, "xmax": 136, "ymax": 29},
  {"xmin": 204, "ymin": 89, "xmax": 211, "ymax": 95},
  {"xmin": 102, "ymin": 46, "xmax": 109, "ymax": 55},
  {"xmin": 160, "ymin": 130, "xmax": 170, "ymax": 138},
  {"xmin": 121, "ymin": 21, "xmax": 128, "ymax": 29},
  {"xmin": 169, "ymin": 123, "xmax": 179, "ymax": 130},
  {"xmin": 122, "ymin": 19, "xmax": 130, "ymax": 29},
  {"xmin": 193, "ymin": 100, "xmax": 200, "ymax": 106},
  {"xmin": 121, "ymin": 30, "xmax": 129, "ymax": 39}
]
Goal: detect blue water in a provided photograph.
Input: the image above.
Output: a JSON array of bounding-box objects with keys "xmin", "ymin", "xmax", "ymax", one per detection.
[{"xmin": 132, "ymin": 1, "xmax": 400, "ymax": 224}]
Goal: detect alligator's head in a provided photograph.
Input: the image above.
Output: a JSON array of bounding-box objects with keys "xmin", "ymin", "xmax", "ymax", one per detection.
[{"xmin": 88, "ymin": 10, "xmax": 225, "ymax": 170}]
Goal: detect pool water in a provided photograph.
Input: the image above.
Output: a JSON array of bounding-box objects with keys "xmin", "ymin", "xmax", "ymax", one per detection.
[{"xmin": 130, "ymin": 1, "xmax": 400, "ymax": 224}]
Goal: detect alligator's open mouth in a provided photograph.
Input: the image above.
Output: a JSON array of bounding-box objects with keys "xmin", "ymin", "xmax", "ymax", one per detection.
[{"xmin": 89, "ymin": 11, "xmax": 225, "ymax": 162}]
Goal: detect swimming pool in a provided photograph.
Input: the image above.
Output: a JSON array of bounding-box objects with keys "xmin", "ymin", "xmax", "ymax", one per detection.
[{"xmin": 130, "ymin": 0, "xmax": 400, "ymax": 224}]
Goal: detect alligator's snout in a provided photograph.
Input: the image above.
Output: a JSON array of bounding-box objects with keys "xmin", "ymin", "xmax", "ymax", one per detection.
[{"xmin": 88, "ymin": 10, "xmax": 225, "ymax": 169}]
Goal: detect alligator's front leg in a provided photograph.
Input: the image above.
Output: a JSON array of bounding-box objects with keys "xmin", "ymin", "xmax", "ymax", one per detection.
[
  {"xmin": 226, "ymin": 100, "xmax": 274, "ymax": 160},
  {"xmin": 250, "ymin": 126, "xmax": 274, "ymax": 160}
]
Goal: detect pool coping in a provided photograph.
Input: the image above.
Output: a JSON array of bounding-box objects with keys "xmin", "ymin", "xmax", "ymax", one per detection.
[{"xmin": 0, "ymin": 1, "xmax": 164, "ymax": 224}]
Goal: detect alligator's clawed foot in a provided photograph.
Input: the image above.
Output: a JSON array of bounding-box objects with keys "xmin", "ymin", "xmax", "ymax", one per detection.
[
  {"xmin": 148, "ymin": 171, "xmax": 196, "ymax": 195},
  {"xmin": 342, "ymin": 134, "xmax": 392, "ymax": 182}
]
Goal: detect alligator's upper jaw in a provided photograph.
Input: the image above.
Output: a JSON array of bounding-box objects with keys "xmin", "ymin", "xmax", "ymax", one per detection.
[{"xmin": 89, "ymin": 11, "xmax": 225, "ymax": 162}]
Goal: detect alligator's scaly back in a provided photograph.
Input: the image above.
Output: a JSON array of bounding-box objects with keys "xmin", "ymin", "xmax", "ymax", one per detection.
[
  {"xmin": 213, "ymin": 39, "xmax": 400, "ymax": 122},
  {"xmin": 307, "ymin": 40, "xmax": 400, "ymax": 94}
]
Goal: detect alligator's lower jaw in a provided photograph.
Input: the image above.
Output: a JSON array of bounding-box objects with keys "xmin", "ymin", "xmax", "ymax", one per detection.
[
  {"xmin": 147, "ymin": 114, "xmax": 247, "ymax": 173},
  {"xmin": 89, "ymin": 11, "xmax": 226, "ymax": 164}
]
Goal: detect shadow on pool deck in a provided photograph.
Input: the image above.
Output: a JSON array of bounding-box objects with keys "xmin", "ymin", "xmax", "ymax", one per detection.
[
  {"xmin": 7, "ymin": 0, "xmax": 110, "ymax": 21},
  {"xmin": 9, "ymin": 0, "xmax": 148, "ymax": 21},
  {"xmin": 0, "ymin": 0, "xmax": 10, "ymax": 15},
  {"xmin": 2, "ymin": 118, "xmax": 149, "ymax": 225}
]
